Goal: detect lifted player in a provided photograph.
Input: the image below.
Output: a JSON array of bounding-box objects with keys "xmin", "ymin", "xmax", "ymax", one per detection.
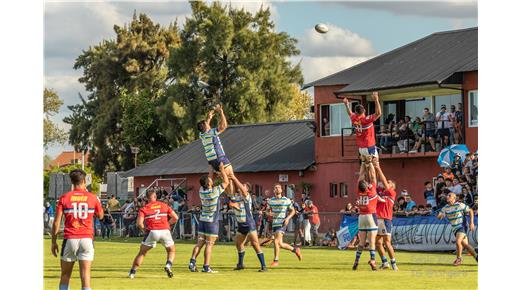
[
  {"xmin": 228, "ymin": 176, "xmax": 267, "ymax": 272},
  {"xmin": 189, "ymin": 162, "xmax": 230, "ymax": 273},
  {"xmin": 267, "ymin": 183, "xmax": 302, "ymax": 267},
  {"xmin": 343, "ymin": 92, "xmax": 382, "ymax": 168},
  {"xmin": 51, "ymin": 169, "xmax": 104, "ymax": 290},
  {"xmin": 374, "ymin": 162, "xmax": 398, "ymax": 270},
  {"xmin": 353, "ymin": 163, "xmax": 384, "ymax": 271},
  {"xmin": 128, "ymin": 189, "xmax": 179, "ymax": 279},
  {"xmin": 437, "ymin": 192, "xmax": 478, "ymax": 266},
  {"xmin": 197, "ymin": 104, "xmax": 237, "ymax": 194}
]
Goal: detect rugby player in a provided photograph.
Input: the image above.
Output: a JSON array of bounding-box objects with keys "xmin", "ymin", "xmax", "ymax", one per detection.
[
  {"xmin": 343, "ymin": 92, "xmax": 382, "ymax": 168},
  {"xmin": 437, "ymin": 192, "xmax": 478, "ymax": 266},
  {"xmin": 189, "ymin": 162, "xmax": 230, "ymax": 273},
  {"xmin": 266, "ymin": 184, "xmax": 302, "ymax": 267},
  {"xmin": 373, "ymin": 162, "xmax": 398, "ymax": 270},
  {"xmin": 353, "ymin": 163, "xmax": 384, "ymax": 271},
  {"xmin": 51, "ymin": 169, "xmax": 103, "ymax": 290},
  {"xmin": 197, "ymin": 104, "xmax": 236, "ymax": 194},
  {"xmin": 128, "ymin": 189, "xmax": 179, "ymax": 279},
  {"xmin": 228, "ymin": 176, "xmax": 267, "ymax": 272}
]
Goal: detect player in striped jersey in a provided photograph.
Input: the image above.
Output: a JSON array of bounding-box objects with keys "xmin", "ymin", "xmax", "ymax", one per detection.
[
  {"xmin": 51, "ymin": 169, "xmax": 103, "ymax": 290},
  {"xmin": 437, "ymin": 192, "xmax": 478, "ymax": 266},
  {"xmin": 197, "ymin": 104, "xmax": 237, "ymax": 194},
  {"xmin": 353, "ymin": 162, "xmax": 385, "ymax": 271},
  {"xmin": 374, "ymin": 162, "xmax": 398, "ymax": 270},
  {"xmin": 266, "ymin": 183, "xmax": 302, "ymax": 267},
  {"xmin": 189, "ymin": 163, "xmax": 230, "ymax": 273},
  {"xmin": 128, "ymin": 190, "xmax": 178, "ymax": 279},
  {"xmin": 228, "ymin": 176, "xmax": 267, "ymax": 272}
]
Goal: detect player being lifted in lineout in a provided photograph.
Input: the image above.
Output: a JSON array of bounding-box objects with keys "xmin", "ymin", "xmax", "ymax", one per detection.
[
  {"xmin": 344, "ymin": 91, "xmax": 382, "ymax": 169},
  {"xmin": 197, "ymin": 103, "xmax": 240, "ymax": 195}
]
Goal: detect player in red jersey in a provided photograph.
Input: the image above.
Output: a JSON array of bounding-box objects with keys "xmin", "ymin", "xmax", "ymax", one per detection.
[
  {"xmin": 374, "ymin": 162, "xmax": 398, "ymax": 271},
  {"xmin": 128, "ymin": 189, "xmax": 179, "ymax": 279},
  {"xmin": 353, "ymin": 162, "xmax": 385, "ymax": 271},
  {"xmin": 343, "ymin": 92, "xmax": 382, "ymax": 168},
  {"xmin": 51, "ymin": 169, "xmax": 104, "ymax": 290}
]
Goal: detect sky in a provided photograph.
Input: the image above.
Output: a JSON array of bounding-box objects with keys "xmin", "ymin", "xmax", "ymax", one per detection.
[{"xmin": 44, "ymin": 0, "xmax": 477, "ymax": 158}]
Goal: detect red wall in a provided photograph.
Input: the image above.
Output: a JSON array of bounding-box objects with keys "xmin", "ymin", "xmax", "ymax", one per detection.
[{"xmin": 463, "ymin": 71, "xmax": 478, "ymax": 151}]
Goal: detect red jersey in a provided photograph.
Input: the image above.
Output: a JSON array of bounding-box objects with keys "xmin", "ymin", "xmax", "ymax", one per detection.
[
  {"xmin": 357, "ymin": 182, "xmax": 378, "ymax": 215},
  {"xmin": 350, "ymin": 113, "xmax": 377, "ymax": 148},
  {"xmin": 376, "ymin": 188, "xmax": 397, "ymax": 220},
  {"xmin": 56, "ymin": 189, "xmax": 103, "ymax": 239},
  {"xmin": 138, "ymin": 201, "xmax": 174, "ymax": 231}
]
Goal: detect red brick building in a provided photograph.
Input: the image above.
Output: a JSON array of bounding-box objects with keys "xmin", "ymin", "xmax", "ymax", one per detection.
[
  {"xmin": 48, "ymin": 151, "xmax": 90, "ymax": 170},
  {"xmin": 124, "ymin": 27, "xmax": 478, "ymax": 229}
]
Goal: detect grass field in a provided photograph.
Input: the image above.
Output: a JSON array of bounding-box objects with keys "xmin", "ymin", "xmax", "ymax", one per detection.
[{"xmin": 44, "ymin": 237, "xmax": 477, "ymax": 290}]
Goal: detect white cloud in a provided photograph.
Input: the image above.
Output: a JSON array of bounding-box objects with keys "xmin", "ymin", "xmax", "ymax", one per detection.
[
  {"xmin": 298, "ymin": 24, "xmax": 375, "ymax": 57},
  {"xmin": 295, "ymin": 56, "xmax": 374, "ymax": 84}
]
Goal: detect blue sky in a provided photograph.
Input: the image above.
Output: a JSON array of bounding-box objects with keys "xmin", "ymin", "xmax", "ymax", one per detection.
[{"xmin": 44, "ymin": 0, "xmax": 477, "ymax": 158}]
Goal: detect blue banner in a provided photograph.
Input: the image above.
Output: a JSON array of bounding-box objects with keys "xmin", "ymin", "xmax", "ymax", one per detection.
[{"xmin": 338, "ymin": 214, "xmax": 478, "ymax": 251}]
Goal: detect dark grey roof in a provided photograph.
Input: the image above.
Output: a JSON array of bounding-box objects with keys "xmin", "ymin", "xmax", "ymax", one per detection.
[
  {"xmin": 302, "ymin": 27, "xmax": 477, "ymax": 94},
  {"xmin": 123, "ymin": 120, "xmax": 315, "ymax": 177}
]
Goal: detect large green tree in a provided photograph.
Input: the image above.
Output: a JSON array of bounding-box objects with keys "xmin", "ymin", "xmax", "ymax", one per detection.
[
  {"xmin": 66, "ymin": 13, "xmax": 180, "ymax": 175},
  {"xmin": 159, "ymin": 2, "xmax": 304, "ymax": 147},
  {"xmin": 44, "ymin": 88, "xmax": 68, "ymax": 148}
]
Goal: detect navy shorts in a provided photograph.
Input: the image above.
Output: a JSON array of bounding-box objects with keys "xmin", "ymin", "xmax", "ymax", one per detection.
[
  {"xmin": 198, "ymin": 220, "xmax": 219, "ymax": 237},
  {"xmin": 272, "ymin": 224, "xmax": 287, "ymax": 234},
  {"xmin": 237, "ymin": 219, "xmax": 257, "ymax": 236},
  {"xmin": 454, "ymin": 226, "xmax": 467, "ymax": 237},
  {"xmin": 437, "ymin": 128, "xmax": 450, "ymax": 137},
  {"xmin": 208, "ymin": 156, "xmax": 231, "ymax": 172},
  {"xmin": 377, "ymin": 219, "xmax": 393, "ymax": 236},
  {"xmin": 425, "ymin": 129, "xmax": 436, "ymax": 138}
]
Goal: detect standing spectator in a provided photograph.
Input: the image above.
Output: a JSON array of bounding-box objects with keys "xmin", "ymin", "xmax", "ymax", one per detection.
[
  {"xmin": 304, "ymin": 200, "xmax": 321, "ymax": 246},
  {"xmin": 292, "ymin": 199, "xmax": 304, "ymax": 246},
  {"xmin": 423, "ymin": 181, "xmax": 437, "ymax": 209},
  {"xmin": 436, "ymin": 104, "xmax": 451, "ymax": 148},
  {"xmin": 397, "ymin": 196, "xmax": 407, "ymax": 212},
  {"xmin": 448, "ymin": 105, "xmax": 457, "ymax": 144},
  {"xmin": 101, "ymin": 206, "xmax": 115, "ymax": 240},
  {"xmin": 44, "ymin": 201, "xmax": 55, "ymax": 234},
  {"xmin": 402, "ymin": 191, "xmax": 416, "ymax": 212},
  {"xmin": 454, "ymin": 103, "xmax": 464, "ymax": 144},
  {"xmin": 301, "ymin": 202, "xmax": 311, "ymax": 246},
  {"xmin": 410, "ymin": 108, "xmax": 436, "ymax": 153},
  {"xmin": 123, "ymin": 207, "xmax": 137, "ymax": 238},
  {"xmin": 107, "ymin": 195, "xmax": 121, "ymax": 212},
  {"xmin": 451, "ymin": 154, "xmax": 463, "ymax": 175},
  {"xmin": 340, "ymin": 202, "xmax": 358, "ymax": 215}
]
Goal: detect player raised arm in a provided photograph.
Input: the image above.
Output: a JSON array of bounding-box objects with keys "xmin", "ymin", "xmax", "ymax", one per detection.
[
  {"xmin": 372, "ymin": 91, "xmax": 382, "ymax": 120},
  {"xmin": 374, "ymin": 162, "xmax": 390, "ymax": 190},
  {"xmin": 51, "ymin": 207, "xmax": 63, "ymax": 257},
  {"xmin": 231, "ymin": 175, "xmax": 249, "ymax": 199},
  {"xmin": 343, "ymin": 97, "xmax": 353, "ymax": 116},
  {"xmin": 215, "ymin": 104, "xmax": 228, "ymax": 133},
  {"xmin": 367, "ymin": 162, "xmax": 377, "ymax": 185},
  {"xmin": 205, "ymin": 108, "xmax": 215, "ymax": 125},
  {"xmin": 358, "ymin": 164, "xmax": 366, "ymax": 183}
]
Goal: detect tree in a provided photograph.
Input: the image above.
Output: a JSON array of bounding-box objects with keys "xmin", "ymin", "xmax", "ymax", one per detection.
[
  {"xmin": 159, "ymin": 2, "xmax": 304, "ymax": 147},
  {"xmin": 44, "ymin": 164, "xmax": 101, "ymax": 197},
  {"xmin": 67, "ymin": 13, "xmax": 180, "ymax": 175},
  {"xmin": 274, "ymin": 85, "xmax": 312, "ymax": 121},
  {"xmin": 44, "ymin": 88, "xmax": 67, "ymax": 148}
]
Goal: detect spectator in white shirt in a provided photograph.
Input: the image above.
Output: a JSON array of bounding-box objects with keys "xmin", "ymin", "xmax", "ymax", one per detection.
[
  {"xmin": 435, "ymin": 104, "xmax": 451, "ymax": 148},
  {"xmin": 446, "ymin": 178, "xmax": 462, "ymax": 195}
]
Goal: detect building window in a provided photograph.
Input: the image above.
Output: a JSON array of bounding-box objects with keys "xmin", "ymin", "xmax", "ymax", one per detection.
[
  {"xmin": 434, "ymin": 94, "xmax": 462, "ymax": 114},
  {"xmin": 254, "ymin": 184, "xmax": 262, "ymax": 196},
  {"xmin": 320, "ymin": 103, "xmax": 351, "ymax": 137},
  {"xmin": 405, "ymin": 97, "xmax": 432, "ymax": 121},
  {"xmin": 468, "ymin": 90, "xmax": 478, "ymax": 127},
  {"xmin": 329, "ymin": 183, "xmax": 338, "ymax": 198},
  {"xmin": 340, "ymin": 183, "xmax": 348, "ymax": 198}
]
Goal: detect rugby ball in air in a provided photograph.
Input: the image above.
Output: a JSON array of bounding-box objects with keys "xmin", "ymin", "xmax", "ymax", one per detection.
[{"xmin": 314, "ymin": 23, "xmax": 329, "ymax": 34}]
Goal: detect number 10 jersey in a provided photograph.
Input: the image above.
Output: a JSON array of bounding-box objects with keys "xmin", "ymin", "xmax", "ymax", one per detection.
[{"xmin": 56, "ymin": 189, "xmax": 103, "ymax": 239}]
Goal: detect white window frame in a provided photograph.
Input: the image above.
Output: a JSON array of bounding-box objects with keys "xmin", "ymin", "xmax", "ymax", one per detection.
[
  {"xmin": 468, "ymin": 90, "xmax": 478, "ymax": 128},
  {"xmin": 319, "ymin": 103, "xmax": 350, "ymax": 137}
]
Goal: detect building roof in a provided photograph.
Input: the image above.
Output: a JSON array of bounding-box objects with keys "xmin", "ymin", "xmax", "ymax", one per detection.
[
  {"xmin": 48, "ymin": 151, "xmax": 90, "ymax": 169},
  {"xmin": 302, "ymin": 27, "xmax": 477, "ymax": 94},
  {"xmin": 123, "ymin": 120, "xmax": 316, "ymax": 177}
]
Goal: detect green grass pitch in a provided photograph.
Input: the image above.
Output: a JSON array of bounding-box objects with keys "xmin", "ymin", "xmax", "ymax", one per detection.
[{"xmin": 44, "ymin": 238, "xmax": 477, "ymax": 289}]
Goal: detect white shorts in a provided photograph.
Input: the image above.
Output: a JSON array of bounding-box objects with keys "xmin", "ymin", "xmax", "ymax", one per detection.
[
  {"xmin": 358, "ymin": 214, "xmax": 378, "ymax": 231},
  {"xmin": 142, "ymin": 229, "xmax": 175, "ymax": 248},
  {"xmin": 61, "ymin": 238, "xmax": 94, "ymax": 262},
  {"xmin": 359, "ymin": 146, "xmax": 378, "ymax": 158},
  {"xmin": 377, "ymin": 219, "xmax": 393, "ymax": 236}
]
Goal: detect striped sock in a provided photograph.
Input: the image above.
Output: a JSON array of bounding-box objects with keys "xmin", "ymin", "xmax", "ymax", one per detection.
[
  {"xmin": 381, "ymin": 256, "xmax": 388, "ymax": 264},
  {"xmin": 166, "ymin": 260, "xmax": 172, "ymax": 268},
  {"xmin": 238, "ymin": 251, "xmax": 245, "ymax": 265},
  {"xmin": 391, "ymin": 258, "xmax": 396, "ymax": 264},
  {"xmin": 190, "ymin": 258, "xmax": 196, "ymax": 265},
  {"xmin": 355, "ymin": 250, "xmax": 362, "ymax": 262},
  {"xmin": 369, "ymin": 250, "xmax": 376, "ymax": 261}
]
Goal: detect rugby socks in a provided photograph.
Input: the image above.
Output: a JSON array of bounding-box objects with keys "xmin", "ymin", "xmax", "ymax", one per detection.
[
  {"xmin": 166, "ymin": 260, "xmax": 173, "ymax": 269},
  {"xmin": 190, "ymin": 258, "xmax": 196, "ymax": 265},
  {"xmin": 355, "ymin": 250, "xmax": 362, "ymax": 262},
  {"xmin": 390, "ymin": 258, "xmax": 396, "ymax": 265},
  {"xmin": 238, "ymin": 250, "xmax": 245, "ymax": 266},
  {"xmin": 203, "ymin": 264, "xmax": 210, "ymax": 271},
  {"xmin": 369, "ymin": 249, "xmax": 376, "ymax": 261},
  {"xmin": 257, "ymin": 252, "xmax": 266, "ymax": 267},
  {"xmin": 381, "ymin": 256, "xmax": 388, "ymax": 264},
  {"xmin": 59, "ymin": 285, "xmax": 69, "ymax": 290}
]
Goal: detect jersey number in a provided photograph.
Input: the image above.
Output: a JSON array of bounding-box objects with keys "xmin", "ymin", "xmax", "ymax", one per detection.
[
  {"xmin": 71, "ymin": 202, "xmax": 88, "ymax": 219},
  {"xmin": 358, "ymin": 196, "xmax": 369, "ymax": 206},
  {"xmin": 154, "ymin": 209, "xmax": 161, "ymax": 220}
]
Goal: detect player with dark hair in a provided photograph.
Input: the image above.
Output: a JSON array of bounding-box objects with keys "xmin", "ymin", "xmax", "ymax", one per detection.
[
  {"xmin": 343, "ymin": 92, "xmax": 382, "ymax": 168},
  {"xmin": 228, "ymin": 175, "xmax": 267, "ymax": 272},
  {"xmin": 189, "ymin": 163, "xmax": 230, "ymax": 273},
  {"xmin": 51, "ymin": 169, "xmax": 104, "ymax": 290},
  {"xmin": 128, "ymin": 189, "xmax": 179, "ymax": 279},
  {"xmin": 197, "ymin": 104, "xmax": 237, "ymax": 194}
]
